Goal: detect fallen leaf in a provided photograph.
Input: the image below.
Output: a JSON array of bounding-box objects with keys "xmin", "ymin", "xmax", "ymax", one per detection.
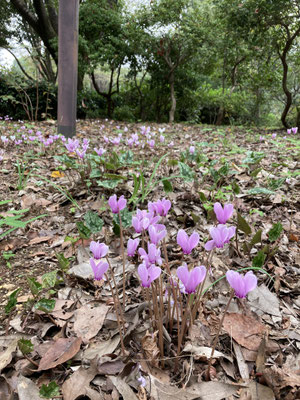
[
  {"xmin": 223, "ymin": 313, "xmax": 266, "ymax": 351},
  {"xmin": 141, "ymin": 331, "xmax": 160, "ymax": 368},
  {"xmin": 110, "ymin": 376, "xmax": 138, "ymax": 400},
  {"xmin": 0, "ymin": 375, "xmax": 13, "ymax": 399},
  {"xmin": 62, "ymin": 363, "xmax": 101, "ymax": 400},
  {"xmin": 38, "ymin": 337, "xmax": 82, "ymax": 371},
  {"xmin": 73, "ymin": 303, "xmax": 108, "ymax": 344},
  {"xmin": 248, "ymin": 284, "xmax": 281, "ymax": 317},
  {"xmin": 83, "ymin": 335, "xmax": 120, "ymax": 360},
  {"xmin": 239, "ymin": 382, "xmax": 275, "ymax": 400},
  {"xmin": 0, "ymin": 339, "xmax": 18, "ymax": 373},
  {"xmin": 183, "ymin": 343, "xmax": 233, "ymax": 362},
  {"xmin": 28, "ymin": 236, "xmax": 53, "ymax": 245},
  {"xmin": 51, "ymin": 170, "xmax": 65, "ymax": 178},
  {"xmin": 16, "ymin": 376, "xmax": 41, "ymax": 400},
  {"xmin": 232, "ymin": 341, "xmax": 249, "ymax": 380}
]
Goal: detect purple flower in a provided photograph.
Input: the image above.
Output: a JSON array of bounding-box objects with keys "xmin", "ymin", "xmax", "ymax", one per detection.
[
  {"xmin": 139, "ymin": 242, "xmax": 162, "ymax": 267},
  {"xmin": 90, "ymin": 241, "xmax": 109, "ymax": 260},
  {"xmin": 94, "ymin": 147, "xmax": 106, "ymax": 156},
  {"xmin": 90, "ymin": 258, "xmax": 109, "ymax": 281},
  {"xmin": 148, "ymin": 198, "xmax": 171, "ymax": 217},
  {"xmin": 132, "ymin": 209, "xmax": 160, "ymax": 233},
  {"xmin": 108, "ymin": 194, "xmax": 127, "ymax": 214},
  {"xmin": 148, "ymin": 224, "xmax": 167, "ymax": 245},
  {"xmin": 65, "ymin": 138, "xmax": 79, "ymax": 152},
  {"xmin": 127, "ymin": 238, "xmax": 140, "ymax": 257},
  {"xmin": 189, "ymin": 145, "xmax": 195, "ymax": 154},
  {"xmin": 148, "ymin": 139, "xmax": 155, "ymax": 148},
  {"xmin": 226, "ymin": 270, "xmax": 257, "ymax": 298},
  {"xmin": 287, "ymin": 129, "xmax": 292, "ymax": 135},
  {"xmin": 177, "ymin": 229, "xmax": 199, "ymax": 255},
  {"xmin": 76, "ymin": 148, "xmax": 86, "ymax": 159},
  {"xmin": 160, "ymin": 135, "xmax": 165, "ymax": 143},
  {"xmin": 214, "ymin": 202, "xmax": 234, "ymax": 224},
  {"xmin": 259, "ymin": 135, "xmax": 263, "ymax": 141},
  {"xmin": 177, "ymin": 264, "xmax": 206, "ymax": 294},
  {"xmin": 292, "ymin": 127, "xmax": 298, "ymax": 134},
  {"xmin": 205, "ymin": 225, "xmax": 236, "ymax": 251},
  {"xmin": 138, "ymin": 263, "xmax": 161, "ymax": 287},
  {"xmin": 271, "ymin": 133, "xmax": 276, "ymax": 139}
]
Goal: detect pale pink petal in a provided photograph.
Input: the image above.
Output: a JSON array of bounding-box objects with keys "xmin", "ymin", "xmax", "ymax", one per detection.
[
  {"xmin": 189, "ymin": 232, "xmax": 199, "ymax": 251},
  {"xmin": 244, "ymin": 271, "xmax": 257, "ymax": 293},
  {"xmin": 177, "ymin": 264, "xmax": 189, "ymax": 286},
  {"xmin": 204, "ymin": 240, "xmax": 215, "ymax": 251}
]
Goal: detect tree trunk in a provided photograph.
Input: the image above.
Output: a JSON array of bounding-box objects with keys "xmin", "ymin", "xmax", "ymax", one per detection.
[
  {"xmin": 280, "ymin": 51, "xmax": 292, "ymax": 128},
  {"xmin": 169, "ymin": 72, "xmax": 176, "ymax": 123}
]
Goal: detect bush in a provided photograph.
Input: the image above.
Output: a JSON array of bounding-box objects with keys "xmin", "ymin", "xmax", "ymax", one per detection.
[{"xmin": 112, "ymin": 105, "xmax": 135, "ymax": 122}]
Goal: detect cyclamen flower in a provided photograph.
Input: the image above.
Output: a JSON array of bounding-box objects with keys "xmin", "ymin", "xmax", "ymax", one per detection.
[
  {"xmin": 214, "ymin": 202, "xmax": 234, "ymax": 224},
  {"xmin": 108, "ymin": 194, "xmax": 127, "ymax": 214},
  {"xmin": 65, "ymin": 138, "xmax": 79, "ymax": 152},
  {"xmin": 226, "ymin": 270, "xmax": 257, "ymax": 298},
  {"xmin": 177, "ymin": 264, "xmax": 206, "ymax": 294},
  {"xmin": 132, "ymin": 209, "xmax": 160, "ymax": 233},
  {"xmin": 287, "ymin": 129, "xmax": 292, "ymax": 135},
  {"xmin": 148, "ymin": 139, "xmax": 155, "ymax": 148},
  {"xmin": 159, "ymin": 135, "xmax": 165, "ymax": 143},
  {"xmin": 139, "ymin": 242, "xmax": 162, "ymax": 267},
  {"xmin": 127, "ymin": 238, "xmax": 140, "ymax": 257},
  {"xmin": 205, "ymin": 225, "xmax": 236, "ymax": 251},
  {"xmin": 292, "ymin": 127, "xmax": 298, "ymax": 134},
  {"xmin": 90, "ymin": 258, "xmax": 109, "ymax": 281},
  {"xmin": 177, "ymin": 229, "xmax": 199, "ymax": 255},
  {"xmin": 271, "ymin": 133, "xmax": 276, "ymax": 139},
  {"xmin": 76, "ymin": 148, "xmax": 87, "ymax": 159},
  {"xmin": 189, "ymin": 146, "xmax": 195, "ymax": 154},
  {"xmin": 90, "ymin": 241, "xmax": 109, "ymax": 260},
  {"xmin": 138, "ymin": 263, "xmax": 161, "ymax": 287},
  {"xmin": 148, "ymin": 198, "xmax": 171, "ymax": 217},
  {"xmin": 148, "ymin": 224, "xmax": 167, "ymax": 245},
  {"xmin": 94, "ymin": 147, "xmax": 106, "ymax": 156}
]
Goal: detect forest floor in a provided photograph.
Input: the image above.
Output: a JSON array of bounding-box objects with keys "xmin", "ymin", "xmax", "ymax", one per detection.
[{"xmin": 0, "ymin": 119, "xmax": 299, "ymax": 400}]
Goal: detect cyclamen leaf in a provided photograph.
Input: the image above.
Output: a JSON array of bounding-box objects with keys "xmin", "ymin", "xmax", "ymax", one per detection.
[
  {"xmin": 237, "ymin": 212, "xmax": 251, "ymax": 235},
  {"xmin": 252, "ymin": 250, "xmax": 266, "ymax": 269},
  {"xmin": 34, "ymin": 298, "xmax": 56, "ymax": 313},
  {"xmin": 179, "ymin": 162, "xmax": 195, "ymax": 182},
  {"xmin": 42, "ymin": 270, "xmax": 57, "ymax": 289},
  {"xmin": 248, "ymin": 187, "xmax": 275, "ymax": 195},
  {"xmin": 27, "ymin": 277, "xmax": 42, "ymax": 295},
  {"xmin": 84, "ymin": 211, "xmax": 104, "ymax": 233},
  {"xmin": 5, "ymin": 288, "xmax": 21, "ymax": 314},
  {"xmin": 162, "ymin": 179, "xmax": 173, "ymax": 193},
  {"xmin": 268, "ymin": 222, "xmax": 283, "ymax": 242},
  {"xmin": 18, "ymin": 339, "xmax": 34, "ymax": 355},
  {"xmin": 96, "ymin": 179, "xmax": 121, "ymax": 189},
  {"xmin": 250, "ymin": 230, "xmax": 262, "ymax": 246},
  {"xmin": 39, "ymin": 382, "xmax": 60, "ymax": 398}
]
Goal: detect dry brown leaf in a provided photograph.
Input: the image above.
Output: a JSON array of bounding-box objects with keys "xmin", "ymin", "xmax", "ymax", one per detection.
[
  {"xmin": 232, "ymin": 341, "xmax": 249, "ymax": 380},
  {"xmin": 141, "ymin": 331, "xmax": 160, "ymax": 368},
  {"xmin": 38, "ymin": 337, "xmax": 82, "ymax": 371},
  {"xmin": 16, "ymin": 376, "xmax": 41, "ymax": 400},
  {"xmin": 0, "ymin": 339, "xmax": 18, "ymax": 373},
  {"xmin": 73, "ymin": 303, "xmax": 109, "ymax": 343},
  {"xmin": 223, "ymin": 313, "xmax": 266, "ymax": 351},
  {"xmin": 110, "ymin": 376, "xmax": 138, "ymax": 400},
  {"xmin": 62, "ymin": 362, "xmax": 102, "ymax": 400},
  {"xmin": 28, "ymin": 236, "xmax": 53, "ymax": 245}
]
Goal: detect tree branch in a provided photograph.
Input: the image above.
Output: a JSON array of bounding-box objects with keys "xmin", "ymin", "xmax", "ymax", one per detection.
[{"xmin": 2, "ymin": 47, "xmax": 35, "ymax": 82}]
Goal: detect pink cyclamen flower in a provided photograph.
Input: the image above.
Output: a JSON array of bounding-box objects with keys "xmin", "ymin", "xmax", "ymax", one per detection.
[
  {"xmin": 259, "ymin": 135, "xmax": 263, "ymax": 141},
  {"xmin": 127, "ymin": 238, "xmax": 140, "ymax": 257},
  {"xmin": 139, "ymin": 242, "xmax": 162, "ymax": 267},
  {"xmin": 138, "ymin": 263, "xmax": 161, "ymax": 287},
  {"xmin": 159, "ymin": 135, "xmax": 165, "ymax": 143},
  {"xmin": 94, "ymin": 147, "xmax": 106, "ymax": 156},
  {"xmin": 177, "ymin": 264, "xmax": 206, "ymax": 294},
  {"xmin": 65, "ymin": 138, "xmax": 79, "ymax": 152},
  {"xmin": 205, "ymin": 225, "xmax": 236, "ymax": 251},
  {"xmin": 90, "ymin": 258, "xmax": 109, "ymax": 281},
  {"xmin": 177, "ymin": 229, "xmax": 199, "ymax": 255},
  {"xmin": 292, "ymin": 127, "xmax": 298, "ymax": 134},
  {"xmin": 226, "ymin": 270, "xmax": 257, "ymax": 298},
  {"xmin": 148, "ymin": 198, "xmax": 171, "ymax": 217},
  {"xmin": 189, "ymin": 145, "xmax": 195, "ymax": 154},
  {"xmin": 214, "ymin": 202, "xmax": 234, "ymax": 224},
  {"xmin": 148, "ymin": 224, "xmax": 167, "ymax": 245},
  {"xmin": 287, "ymin": 129, "xmax": 292, "ymax": 135},
  {"xmin": 271, "ymin": 133, "xmax": 276, "ymax": 139},
  {"xmin": 90, "ymin": 241, "xmax": 109, "ymax": 260},
  {"xmin": 108, "ymin": 194, "xmax": 127, "ymax": 214}
]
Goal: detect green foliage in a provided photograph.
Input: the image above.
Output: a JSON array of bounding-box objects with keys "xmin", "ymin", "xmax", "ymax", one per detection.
[
  {"xmin": 34, "ymin": 298, "xmax": 56, "ymax": 313},
  {"xmin": 84, "ymin": 211, "xmax": 104, "ymax": 233},
  {"xmin": 268, "ymin": 222, "xmax": 283, "ymax": 242},
  {"xmin": 5, "ymin": 288, "xmax": 21, "ymax": 314},
  {"xmin": 18, "ymin": 339, "xmax": 34, "ymax": 355},
  {"xmin": 39, "ymin": 382, "xmax": 60, "ymax": 398}
]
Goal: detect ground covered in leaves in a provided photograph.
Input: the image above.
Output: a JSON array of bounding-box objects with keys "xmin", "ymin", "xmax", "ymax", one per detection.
[{"xmin": 0, "ymin": 119, "xmax": 299, "ymax": 400}]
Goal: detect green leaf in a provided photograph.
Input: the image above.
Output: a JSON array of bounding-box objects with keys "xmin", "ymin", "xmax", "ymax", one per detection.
[
  {"xmin": 84, "ymin": 211, "xmax": 104, "ymax": 233},
  {"xmin": 56, "ymin": 253, "xmax": 70, "ymax": 271},
  {"xmin": 76, "ymin": 222, "xmax": 91, "ymax": 240},
  {"xmin": 5, "ymin": 288, "xmax": 21, "ymax": 314},
  {"xmin": 237, "ymin": 212, "xmax": 252, "ymax": 235},
  {"xmin": 90, "ymin": 168, "xmax": 102, "ymax": 179},
  {"xmin": 248, "ymin": 187, "xmax": 275, "ymax": 196},
  {"xmin": 178, "ymin": 162, "xmax": 195, "ymax": 182},
  {"xmin": 27, "ymin": 277, "xmax": 42, "ymax": 295},
  {"xmin": 112, "ymin": 220, "xmax": 120, "ymax": 236},
  {"xmin": 198, "ymin": 192, "xmax": 207, "ymax": 202},
  {"xmin": 162, "ymin": 179, "xmax": 173, "ymax": 193},
  {"xmin": 34, "ymin": 298, "xmax": 56, "ymax": 313},
  {"xmin": 42, "ymin": 270, "xmax": 57, "ymax": 289},
  {"xmin": 168, "ymin": 159, "xmax": 178, "ymax": 167},
  {"xmin": 18, "ymin": 339, "xmax": 34, "ymax": 355},
  {"xmin": 232, "ymin": 181, "xmax": 240, "ymax": 194},
  {"xmin": 96, "ymin": 179, "xmax": 121, "ymax": 189},
  {"xmin": 113, "ymin": 208, "xmax": 133, "ymax": 229},
  {"xmin": 39, "ymin": 382, "xmax": 60, "ymax": 398},
  {"xmin": 252, "ymin": 250, "xmax": 266, "ymax": 269},
  {"xmin": 250, "ymin": 229, "xmax": 262, "ymax": 246},
  {"xmin": 268, "ymin": 222, "xmax": 283, "ymax": 242}
]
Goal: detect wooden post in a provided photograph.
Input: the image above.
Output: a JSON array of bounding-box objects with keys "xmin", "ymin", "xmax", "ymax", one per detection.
[{"xmin": 57, "ymin": 0, "xmax": 79, "ymax": 138}]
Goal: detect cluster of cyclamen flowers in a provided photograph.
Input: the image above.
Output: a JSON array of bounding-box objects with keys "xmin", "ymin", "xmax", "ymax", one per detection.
[{"xmin": 89, "ymin": 196, "xmax": 257, "ymax": 301}]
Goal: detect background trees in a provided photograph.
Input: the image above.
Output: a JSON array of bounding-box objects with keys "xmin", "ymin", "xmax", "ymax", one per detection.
[{"xmin": 0, "ymin": 0, "xmax": 300, "ymax": 127}]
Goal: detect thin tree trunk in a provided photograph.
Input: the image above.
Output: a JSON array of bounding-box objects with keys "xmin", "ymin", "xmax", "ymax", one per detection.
[{"xmin": 169, "ymin": 72, "xmax": 176, "ymax": 123}]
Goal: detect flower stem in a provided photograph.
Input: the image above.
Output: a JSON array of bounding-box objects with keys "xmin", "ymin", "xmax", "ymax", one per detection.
[
  {"xmin": 206, "ymin": 290, "xmax": 234, "ymax": 381},
  {"xmin": 118, "ymin": 212, "xmax": 126, "ymax": 311}
]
